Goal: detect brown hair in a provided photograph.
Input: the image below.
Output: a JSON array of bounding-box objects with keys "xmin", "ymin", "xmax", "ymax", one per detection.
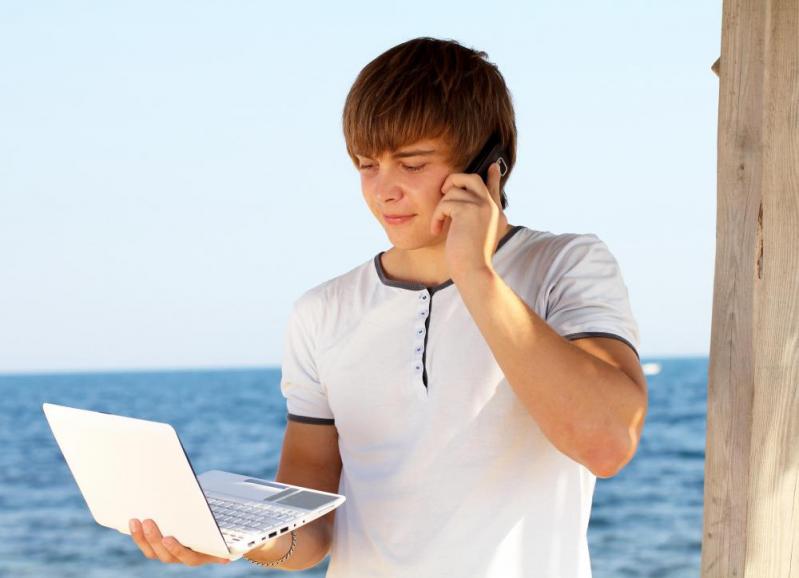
[{"xmin": 342, "ymin": 36, "xmax": 517, "ymax": 209}]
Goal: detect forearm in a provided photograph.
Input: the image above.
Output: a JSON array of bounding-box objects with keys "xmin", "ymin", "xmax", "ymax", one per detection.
[
  {"xmin": 454, "ymin": 267, "xmax": 645, "ymax": 476},
  {"xmin": 244, "ymin": 512, "xmax": 333, "ymax": 571},
  {"xmin": 253, "ymin": 419, "xmax": 342, "ymax": 571}
]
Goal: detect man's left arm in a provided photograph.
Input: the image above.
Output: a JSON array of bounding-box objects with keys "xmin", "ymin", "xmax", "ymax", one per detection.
[
  {"xmin": 455, "ymin": 266, "xmax": 648, "ymax": 479},
  {"xmin": 434, "ymin": 161, "xmax": 647, "ymax": 479}
]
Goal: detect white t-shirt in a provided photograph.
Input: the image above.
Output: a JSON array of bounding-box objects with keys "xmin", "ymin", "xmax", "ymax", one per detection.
[{"xmin": 280, "ymin": 225, "xmax": 640, "ymax": 578}]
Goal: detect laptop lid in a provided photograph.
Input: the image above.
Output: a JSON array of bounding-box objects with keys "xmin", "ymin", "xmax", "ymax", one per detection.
[{"xmin": 42, "ymin": 402, "xmax": 230, "ymax": 558}]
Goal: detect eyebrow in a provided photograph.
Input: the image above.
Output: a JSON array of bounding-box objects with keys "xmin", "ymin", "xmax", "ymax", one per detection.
[
  {"xmin": 356, "ymin": 149, "xmax": 436, "ymax": 161},
  {"xmin": 391, "ymin": 149, "xmax": 436, "ymax": 159}
]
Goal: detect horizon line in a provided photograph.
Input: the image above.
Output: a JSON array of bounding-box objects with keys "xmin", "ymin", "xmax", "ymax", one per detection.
[{"xmin": 0, "ymin": 354, "xmax": 710, "ymax": 377}]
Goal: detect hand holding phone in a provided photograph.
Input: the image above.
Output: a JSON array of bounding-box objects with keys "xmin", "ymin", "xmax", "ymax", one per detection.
[
  {"xmin": 431, "ymin": 130, "xmax": 511, "ymax": 278},
  {"xmin": 463, "ymin": 131, "xmax": 509, "ymax": 186}
]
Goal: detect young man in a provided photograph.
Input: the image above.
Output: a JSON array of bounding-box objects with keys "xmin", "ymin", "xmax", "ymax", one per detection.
[{"xmin": 130, "ymin": 36, "xmax": 647, "ymax": 577}]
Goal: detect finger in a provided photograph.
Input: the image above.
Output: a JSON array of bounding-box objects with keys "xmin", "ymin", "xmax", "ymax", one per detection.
[
  {"xmin": 440, "ymin": 172, "xmax": 485, "ymax": 195},
  {"xmin": 142, "ymin": 519, "xmax": 181, "ymax": 563},
  {"xmin": 129, "ymin": 519, "xmax": 157, "ymax": 560},
  {"xmin": 440, "ymin": 187, "xmax": 480, "ymax": 203},
  {"xmin": 161, "ymin": 536, "xmax": 231, "ymax": 566},
  {"xmin": 430, "ymin": 204, "xmax": 450, "ymax": 236},
  {"xmin": 440, "ymin": 172, "xmax": 489, "ymax": 197},
  {"xmin": 430, "ymin": 193, "xmax": 458, "ymax": 235},
  {"xmin": 430, "ymin": 196, "xmax": 480, "ymax": 235},
  {"xmin": 488, "ymin": 161, "xmax": 502, "ymax": 205}
]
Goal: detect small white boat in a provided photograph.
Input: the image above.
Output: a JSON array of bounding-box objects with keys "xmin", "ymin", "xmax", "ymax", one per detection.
[{"xmin": 642, "ymin": 362, "xmax": 661, "ymax": 376}]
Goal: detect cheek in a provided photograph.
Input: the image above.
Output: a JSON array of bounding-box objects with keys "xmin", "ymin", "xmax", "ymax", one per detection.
[
  {"xmin": 360, "ymin": 182, "xmax": 378, "ymax": 212},
  {"xmin": 420, "ymin": 191, "xmax": 443, "ymax": 215},
  {"xmin": 421, "ymin": 179, "xmax": 446, "ymax": 212}
]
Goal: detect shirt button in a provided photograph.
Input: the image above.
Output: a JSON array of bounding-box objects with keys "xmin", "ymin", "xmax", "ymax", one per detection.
[
  {"xmin": 414, "ymin": 364, "xmax": 422, "ymax": 372},
  {"xmin": 420, "ymin": 293, "xmax": 428, "ymax": 301},
  {"xmin": 415, "ymin": 346, "xmax": 423, "ymax": 354},
  {"xmin": 417, "ymin": 328, "xmax": 425, "ymax": 336},
  {"xmin": 419, "ymin": 310, "xmax": 427, "ymax": 318}
]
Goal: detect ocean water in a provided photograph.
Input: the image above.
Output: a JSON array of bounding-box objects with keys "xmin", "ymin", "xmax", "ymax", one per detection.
[{"xmin": 0, "ymin": 357, "xmax": 707, "ymax": 577}]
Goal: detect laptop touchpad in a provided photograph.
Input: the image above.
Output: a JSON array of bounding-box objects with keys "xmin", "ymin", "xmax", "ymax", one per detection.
[{"xmin": 273, "ymin": 490, "xmax": 336, "ymax": 510}]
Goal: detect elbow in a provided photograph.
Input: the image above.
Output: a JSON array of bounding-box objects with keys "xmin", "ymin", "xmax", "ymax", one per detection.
[
  {"xmin": 591, "ymin": 458, "xmax": 624, "ymax": 479},
  {"xmin": 589, "ymin": 406, "xmax": 647, "ymax": 479},
  {"xmin": 585, "ymin": 434, "xmax": 639, "ymax": 479}
]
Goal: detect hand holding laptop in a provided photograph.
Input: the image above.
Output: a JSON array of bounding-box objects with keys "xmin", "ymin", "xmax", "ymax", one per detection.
[
  {"xmin": 128, "ymin": 518, "xmax": 232, "ymax": 566},
  {"xmin": 42, "ymin": 403, "xmax": 346, "ymax": 561}
]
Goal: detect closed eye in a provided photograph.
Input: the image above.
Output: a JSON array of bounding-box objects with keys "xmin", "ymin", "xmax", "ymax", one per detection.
[{"xmin": 357, "ymin": 163, "xmax": 426, "ymax": 173}]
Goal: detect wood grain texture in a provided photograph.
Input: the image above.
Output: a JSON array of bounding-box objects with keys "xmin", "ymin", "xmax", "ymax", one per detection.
[{"xmin": 703, "ymin": 0, "xmax": 799, "ymax": 576}]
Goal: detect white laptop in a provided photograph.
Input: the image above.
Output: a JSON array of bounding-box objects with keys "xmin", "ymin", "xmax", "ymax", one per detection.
[{"xmin": 42, "ymin": 402, "xmax": 346, "ymax": 560}]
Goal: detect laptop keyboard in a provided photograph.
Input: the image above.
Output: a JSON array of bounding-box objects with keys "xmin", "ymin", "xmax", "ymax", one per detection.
[{"xmin": 205, "ymin": 493, "xmax": 299, "ymax": 544}]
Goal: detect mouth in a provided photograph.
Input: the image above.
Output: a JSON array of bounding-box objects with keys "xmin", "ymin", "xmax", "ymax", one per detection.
[{"xmin": 383, "ymin": 214, "xmax": 416, "ymax": 225}]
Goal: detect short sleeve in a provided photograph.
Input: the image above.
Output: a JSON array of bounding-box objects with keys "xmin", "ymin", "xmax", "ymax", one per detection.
[
  {"xmin": 544, "ymin": 234, "xmax": 641, "ymax": 359},
  {"xmin": 279, "ymin": 290, "xmax": 335, "ymax": 425}
]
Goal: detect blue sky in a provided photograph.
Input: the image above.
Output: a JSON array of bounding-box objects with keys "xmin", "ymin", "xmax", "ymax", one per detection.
[{"xmin": 0, "ymin": 1, "xmax": 721, "ymax": 373}]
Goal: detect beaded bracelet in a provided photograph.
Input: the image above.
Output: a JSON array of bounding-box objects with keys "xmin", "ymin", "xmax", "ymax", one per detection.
[{"xmin": 244, "ymin": 530, "xmax": 297, "ymax": 567}]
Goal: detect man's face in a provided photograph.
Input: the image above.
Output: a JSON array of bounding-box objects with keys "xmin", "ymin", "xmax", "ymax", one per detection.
[{"xmin": 356, "ymin": 137, "xmax": 456, "ymax": 250}]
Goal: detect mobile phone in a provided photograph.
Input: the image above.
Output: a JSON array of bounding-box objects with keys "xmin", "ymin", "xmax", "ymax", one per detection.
[{"xmin": 463, "ymin": 131, "xmax": 510, "ymax": 184}]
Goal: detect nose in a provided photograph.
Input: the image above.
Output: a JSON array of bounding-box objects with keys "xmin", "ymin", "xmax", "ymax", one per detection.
[
  {"xmin": 375, "ymin": 187, "xmax": 401, "ymax": 203},
  {"xmin": 372, "ymin": 170, "xmax": 404, "ymax": 203}
]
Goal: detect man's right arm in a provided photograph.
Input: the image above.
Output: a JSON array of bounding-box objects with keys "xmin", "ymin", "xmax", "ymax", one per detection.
[{"xmin": 245, "ymin": 419, "xmax": 342, "ymax": 571}]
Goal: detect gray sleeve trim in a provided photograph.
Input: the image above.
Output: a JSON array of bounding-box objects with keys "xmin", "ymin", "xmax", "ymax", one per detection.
[
  {"xmin": 564, "ymin": 332, "xmax": 640, "ymax": 360},
  {"xmin": 287, "ymin": 413, "xmax": 336, "ymax": 425}
]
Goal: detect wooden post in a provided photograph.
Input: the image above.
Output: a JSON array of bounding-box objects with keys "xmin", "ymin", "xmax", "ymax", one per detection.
[{"xmin": 702, "ymin": 0, "xmax": 799, "ymax": 576}]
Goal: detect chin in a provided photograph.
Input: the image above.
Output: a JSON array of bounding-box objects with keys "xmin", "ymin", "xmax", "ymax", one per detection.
[{"xmin": 384, "ymin": 228, "xmax": 443, "ymax": 250}]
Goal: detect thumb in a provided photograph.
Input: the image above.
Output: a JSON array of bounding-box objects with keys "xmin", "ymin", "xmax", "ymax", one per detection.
[{"xmin": 489, "ymin": 161, "xmax": 502, "ymax": 204}]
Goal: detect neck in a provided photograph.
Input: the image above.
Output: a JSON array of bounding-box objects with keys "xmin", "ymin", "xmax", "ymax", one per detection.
[{"xmin": 382, "ymin": 216, "xmax": 512, "ymax": 287}]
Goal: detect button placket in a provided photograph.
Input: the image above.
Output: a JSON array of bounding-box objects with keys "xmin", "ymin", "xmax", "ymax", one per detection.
[{"xmin": 413, "ymin": 290, "xmax": 431, "ymax": 381}]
